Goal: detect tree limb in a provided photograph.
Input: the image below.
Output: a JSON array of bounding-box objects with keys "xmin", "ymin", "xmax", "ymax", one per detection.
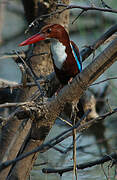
[{"xmin": 42, "ymin": 152, "xmax": 117, "ymax": 175}]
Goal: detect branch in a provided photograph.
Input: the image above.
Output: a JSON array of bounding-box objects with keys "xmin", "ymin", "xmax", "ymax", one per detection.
[
  {"xmin": 57, "ymin": 4, "xmax": 117, "ymax": 14},
  {"xmin": 14, "ymin": 51, "xmax": 44, "ymax": 96},
  {"xmin": 91, "ymin": 76, "xmax": 117, "ymax": 86},
  {"xmin": 81, "ymin": 24, "xmax": 117, "ymax": 60},
  {"xmin": 100, "ymin": 0, "xmax": 112, "ymax": 9},
  {"xmin": 0, "ymin": 79, "xmax": 44, "ymax": 89},
  {"xmin": 78, "ymin": 108, "xmax": 117, "ymax": 132},
  {"xmin": 0, "ymin": 102, "xmax": 30, "ymax": 108},
  {"xmin": 42, "ymin": 152, "xmax": 117, "ymax": 175}
]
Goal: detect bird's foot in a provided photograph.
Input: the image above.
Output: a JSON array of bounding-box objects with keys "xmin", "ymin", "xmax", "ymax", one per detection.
[
  {"xmin": 55, "ymin": 85, "xmax": 63, "ymax": 96},
  {"xmin": 68, "ymin": 77, "xmax": 73, "ymax": 85}
]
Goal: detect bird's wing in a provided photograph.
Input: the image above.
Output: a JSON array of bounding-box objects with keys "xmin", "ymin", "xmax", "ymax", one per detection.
[{"xmin": 70, "ymin": 40, "xmax": 82, "ymax": 72}]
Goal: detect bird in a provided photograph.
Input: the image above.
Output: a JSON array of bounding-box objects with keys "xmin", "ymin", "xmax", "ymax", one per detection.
[
  {"xmin": 19, "ymin": 24, "xmax": 84, "ymax": 119},
  {"xmin": 19, "ymin": 24, "xmax": 82, "ymax": 86}
]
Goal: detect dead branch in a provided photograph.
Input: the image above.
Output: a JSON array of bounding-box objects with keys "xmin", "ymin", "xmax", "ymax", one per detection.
[{"xmin": 42, "ymin": 152, "xmax": 117, "ymax": 175}]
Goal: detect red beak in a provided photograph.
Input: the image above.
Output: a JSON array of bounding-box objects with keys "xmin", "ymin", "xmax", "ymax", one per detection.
[{"xmin": 19, "ymin": 33, "xmax": 45, "ymax": 46}]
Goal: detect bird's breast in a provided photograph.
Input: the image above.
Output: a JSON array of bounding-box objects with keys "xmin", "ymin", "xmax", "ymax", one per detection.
[{"xmin": 50, "ymin": 39, "xmax": 67, "ymax": 69}]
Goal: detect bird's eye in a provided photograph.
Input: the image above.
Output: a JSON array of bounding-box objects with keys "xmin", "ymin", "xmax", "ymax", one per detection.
[{"xmin": 47, "ymin": 28, "xmax": 51, "ymax": 33}]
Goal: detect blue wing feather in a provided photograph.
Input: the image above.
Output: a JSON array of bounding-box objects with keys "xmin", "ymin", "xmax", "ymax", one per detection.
[{"xmin": 70, "ymin": 41, "xmax": 82, "ymax": 72}]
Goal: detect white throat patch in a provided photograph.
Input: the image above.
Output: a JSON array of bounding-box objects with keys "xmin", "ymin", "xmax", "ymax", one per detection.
[{"xmin": 51, "ymin": 39, "xmax": 67, "ymax": 69}]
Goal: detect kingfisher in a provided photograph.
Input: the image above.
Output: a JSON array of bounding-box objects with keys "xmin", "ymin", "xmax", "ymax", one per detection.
[{"xmin": 19, "ymin": 24, "xmax": 82, "ymax": 86}]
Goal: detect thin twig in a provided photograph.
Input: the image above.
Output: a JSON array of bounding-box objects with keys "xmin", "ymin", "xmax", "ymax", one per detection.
[
  {"xmin": 57, "ymin": 4, "xmax": 117, "ymax": 14},
  {"xmin": 0, "ymin": 102, "xmax": 30, "ymax": 108},
  {"xmin": 107, "ymin": 160, "xmax": 113, "ymax": 180},
  {"xmin": 91, "ymin": 76, "xmax": 117, "ymax": 86},
  {"xmin": 72, "ymin": 9, "xmax": 85, "ymax": 24},
  {"xmin": 73, "ymin": 115, "xmax": 77, "ymax": 180},
  {"xmin": 58, "ymin": 116, "xmax": 72, "ymax": 127},
  {"xmin": 106, "ymin": 98, "xmax": 113, "ymax": 112},
  {"xmin": 0, "ymin": 78, "xmax": 45, "ymax": 89},
  {"xmin": 0, "ymin": 51, "xmax": 47, "ymax": 60},
  {"xmin": 14, "ymin": 50, "xmax": 44, "ymax": 97},
  {"xmin": 101, "ymin": 164, "xmax": 109, "ymax": 180},
  {"xmin": 34, "ymin": 162, "xmax": 48, "ymax": 167},
  {"xmin": 100, "ymin": 0, "xmax": 112, "ymax": 9},
  {"xmin": 0, "ymin": 53, "xmax": 25, "ymax": 59},
  {"xmin": 78, "ymin": 108, "xmax": 117, "ymax": 133}
]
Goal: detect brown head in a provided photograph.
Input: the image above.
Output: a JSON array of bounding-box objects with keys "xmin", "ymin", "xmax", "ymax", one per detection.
[{"xmin": 19, "ymin": 24, "xmax": 69, "ymax": 46}]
